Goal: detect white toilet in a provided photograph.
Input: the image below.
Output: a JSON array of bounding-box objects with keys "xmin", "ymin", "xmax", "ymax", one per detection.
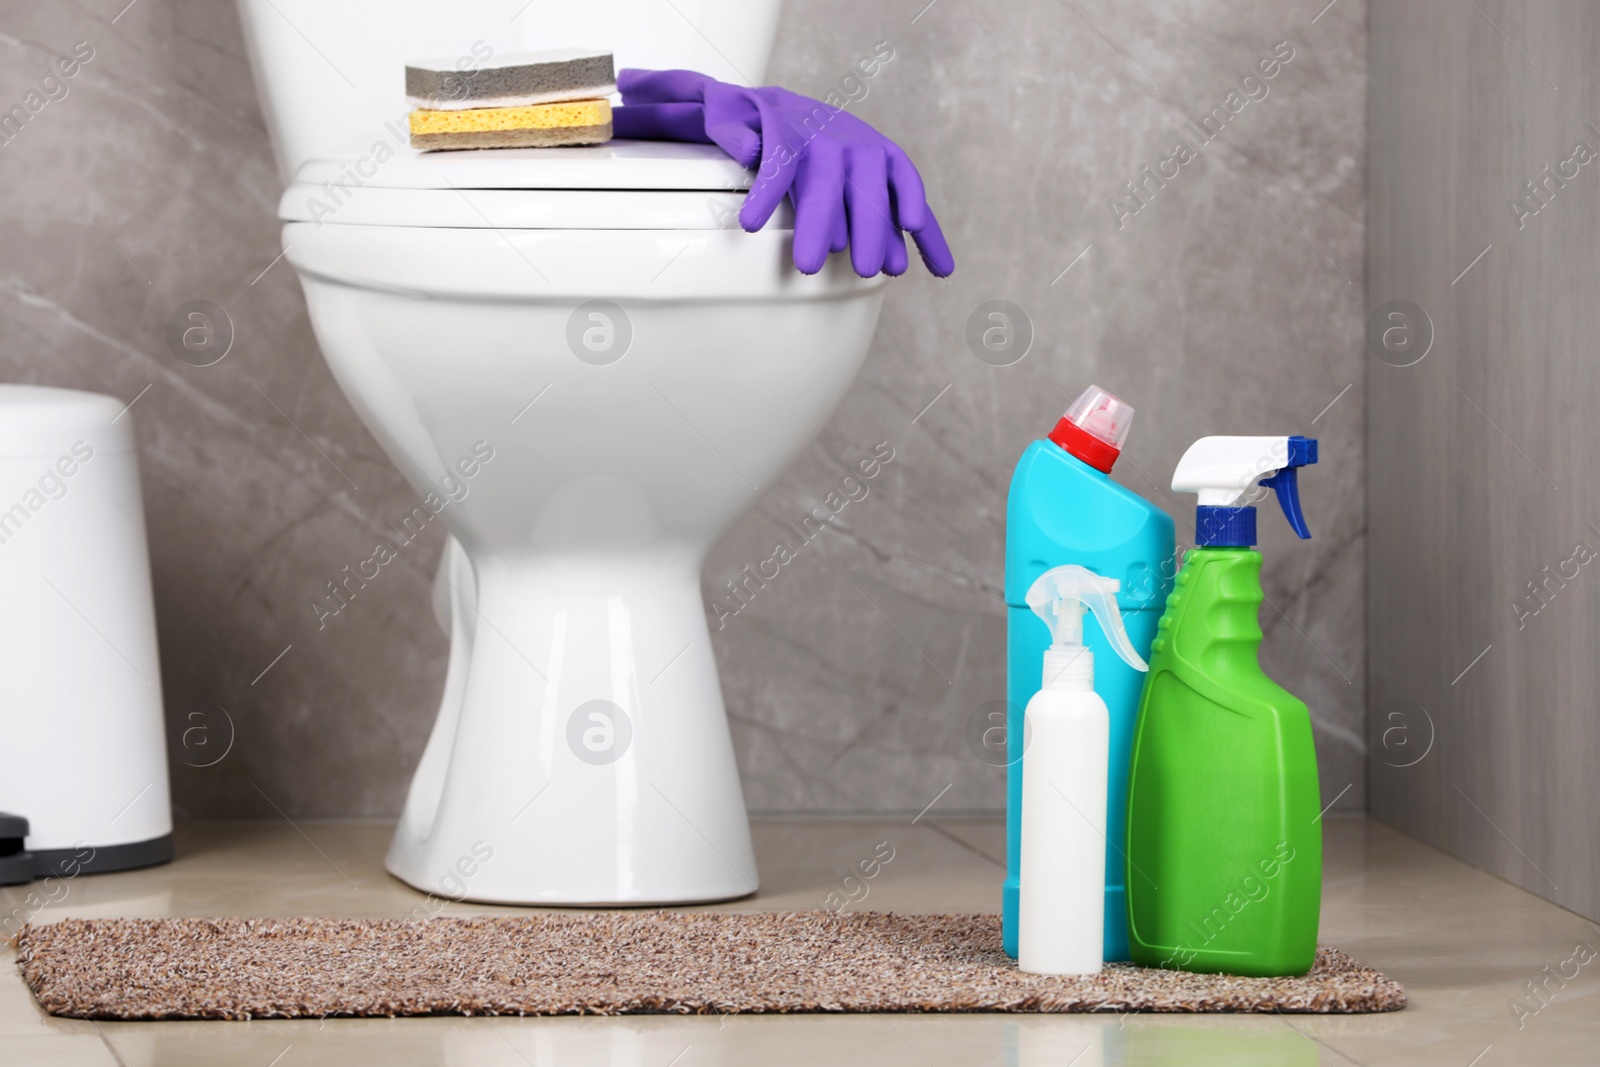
[{"xmin": 237, "ymin": 1, "xmax": 888, "ymax": 903}]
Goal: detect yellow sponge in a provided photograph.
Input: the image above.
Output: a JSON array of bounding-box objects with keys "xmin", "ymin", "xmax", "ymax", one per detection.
[{"xmin": 409, "ymin": 99, "xmax": 612, "ymax": 151}]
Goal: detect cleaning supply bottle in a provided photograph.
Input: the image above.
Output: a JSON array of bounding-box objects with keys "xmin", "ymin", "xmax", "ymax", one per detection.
[
  {"xmin": 1004, "ymin": 386, "xmax": 1174, "ymax": 961},
  {"xmin": 1017, "ymin": 565, "xmax": 1149, "ymax": 976},
  {"xmin": 1125, "ymin": 435, "xmax": 1322, "ymax": 977}
]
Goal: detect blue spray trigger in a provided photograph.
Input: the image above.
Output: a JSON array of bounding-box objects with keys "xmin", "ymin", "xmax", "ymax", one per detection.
[
  {"xmin": 1258, "ymin": 469, "xmax": 1309, "ymax": 538},
  {"xmin": 1257, "ymin": 435, "xmax": 1317, "ymax": 539}
]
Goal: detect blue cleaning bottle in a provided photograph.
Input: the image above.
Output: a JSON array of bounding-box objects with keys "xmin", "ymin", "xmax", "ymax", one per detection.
[{"xmin": 1003, "ymin": 385, "xmax": 1175, "ymax": 961}]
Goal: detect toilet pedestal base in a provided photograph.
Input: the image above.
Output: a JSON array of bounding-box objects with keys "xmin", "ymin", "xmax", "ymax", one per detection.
[{"xmin": 386, "ymin": 540, "xmax": 758, "ymax": 905}]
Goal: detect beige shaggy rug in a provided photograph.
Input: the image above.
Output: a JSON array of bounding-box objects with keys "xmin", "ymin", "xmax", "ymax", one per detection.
[{"xmin": 14, "ymin": 912, "xmax": 1405, "ymax": 1019}]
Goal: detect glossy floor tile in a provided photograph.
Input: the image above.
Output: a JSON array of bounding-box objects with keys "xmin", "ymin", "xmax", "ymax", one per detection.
[{"xmin": 2, "ymin": 816, "xmax": 1596, "ymax": 1066}]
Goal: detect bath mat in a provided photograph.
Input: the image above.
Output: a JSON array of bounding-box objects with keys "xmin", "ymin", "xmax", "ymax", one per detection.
[{"xmin": 15, "ymin": 912, "xmax": 1405, "ymax": 1019}]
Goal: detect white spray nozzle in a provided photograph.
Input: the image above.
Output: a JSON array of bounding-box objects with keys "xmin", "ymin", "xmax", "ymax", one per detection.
[
  {"xmin": 1171, "ymin": 436, "xmax": 1294, "ymax": 506},
  {"xmin": 1171, "ymin": 435, "xmax": 1318, "ymax": 541},
  {"xmin": 1025, "ymin": 564, "xmax": 1148, "ymax": 672}
]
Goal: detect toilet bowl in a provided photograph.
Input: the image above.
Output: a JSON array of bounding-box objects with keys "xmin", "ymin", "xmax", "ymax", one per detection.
[{"xmin": 238, "ymin": 1, "xmax": 889, "ymax": 902}]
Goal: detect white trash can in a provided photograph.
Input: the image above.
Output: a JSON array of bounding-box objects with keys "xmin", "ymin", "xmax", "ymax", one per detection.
[{"xmin": 0, "ymin": 385, "xmax": 172, "ymax": 885}]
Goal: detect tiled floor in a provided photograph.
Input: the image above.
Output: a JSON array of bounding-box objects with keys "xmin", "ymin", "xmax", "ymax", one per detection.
[{"xmin": 2, "ymin": 816, "xmax": 1596, "ymax": 1066}]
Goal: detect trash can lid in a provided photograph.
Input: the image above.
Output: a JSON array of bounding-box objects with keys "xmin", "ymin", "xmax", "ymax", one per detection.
[{"xmin": 0, "ymin": 385, "xmax": 137, "ymax": 457}]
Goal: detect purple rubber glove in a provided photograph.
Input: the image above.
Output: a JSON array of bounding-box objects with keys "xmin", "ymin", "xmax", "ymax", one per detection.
[{"xmin": 613, "ymin": 69, "xmax": 955, "ymax": 279}]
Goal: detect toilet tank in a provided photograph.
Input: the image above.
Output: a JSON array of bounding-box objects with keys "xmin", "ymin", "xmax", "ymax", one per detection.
[{"xmin": 235, "ymin": 0, "xmax": 783, "ymax": 184}]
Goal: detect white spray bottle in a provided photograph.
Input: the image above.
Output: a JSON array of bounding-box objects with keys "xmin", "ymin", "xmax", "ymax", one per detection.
[{"xmin": 1017, "ymin": 564, "xmax": 1149, "ymax": 976}]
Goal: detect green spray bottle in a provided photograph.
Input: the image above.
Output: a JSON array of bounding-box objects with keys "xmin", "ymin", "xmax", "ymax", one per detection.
[{"xmin": 1125, "ymin": 435, "xmax": 1321, "ymax": 977}]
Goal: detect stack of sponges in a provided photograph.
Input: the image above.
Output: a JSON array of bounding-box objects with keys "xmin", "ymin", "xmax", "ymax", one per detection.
[{"xmin": 406, "ymin": 48, "xmax": 615, "ymax": 151}]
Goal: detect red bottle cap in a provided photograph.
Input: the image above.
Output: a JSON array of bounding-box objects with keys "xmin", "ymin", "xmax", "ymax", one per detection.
[{"xmin": 1046, "ymin": 385, "xmax": 1134, "ymax": 473}]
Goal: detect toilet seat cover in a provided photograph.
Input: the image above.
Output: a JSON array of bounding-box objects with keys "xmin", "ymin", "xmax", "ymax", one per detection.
[
  {"xmin": 280, "ymin": 140, "xmax": 763, "ymax": 229},
  {"xmin": 296, "ymin": 140, "xmax": 753, "ymax": 191}
]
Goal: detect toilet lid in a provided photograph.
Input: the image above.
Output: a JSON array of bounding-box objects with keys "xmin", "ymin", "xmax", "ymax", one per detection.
[{"xmin": 279, "ymin": 140, "xmax": 767, "ymax": 230}]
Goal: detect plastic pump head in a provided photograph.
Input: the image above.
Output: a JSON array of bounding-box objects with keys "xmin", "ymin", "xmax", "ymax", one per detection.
[
  {"xmin": 1026, "ymin": 564, "xmax": 1149, "ymax": 673},
  {"xmin": 1171, "ymin": 435, "xmax": 1318, "ymax": 547},
  {"xmin": 1047, "ymin": 385, "xmax": 1135, "ymax": 473}
]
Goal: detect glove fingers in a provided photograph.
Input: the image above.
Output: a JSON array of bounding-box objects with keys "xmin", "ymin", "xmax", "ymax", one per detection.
[
  {"xmin": 830, "ymin": 203, "xmax": 849, "ymax": 253},
  {"xmin": 705, "ymin": 120, "xmax": 762, "ymax": 167},
  {"xmin": 845, "ymin": 148, "xmax": 892, "ymax": 277},
  {"xmin": 885, "ymin": 144, "xmax": 930, "ymax": 234},
  {"xmin": 909, "ymin": 210, "xmax": 956, "ymax": 278},
  {"xmin": 701, "ymin": 83, "xmax": 764, "ymax": 167},
  {"xmin": 739, "ymin": 94, "xmax": 804, "ymax": 231},
  {"xmin": 791, "ymin": 150, "xmax": 845, "ymax": 274},
  {"xmin": 883, "ymin": 226, "xmax": 909, "ymax": 277},
  {"xmin": 741, "ymin": 163, "xmax": 799, "ymax": 232}
]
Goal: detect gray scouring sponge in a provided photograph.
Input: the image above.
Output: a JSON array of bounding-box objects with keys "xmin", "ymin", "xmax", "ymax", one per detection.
[{"xmin": 406, "ymin": 48, "xmax": 616, "ymax": 111}]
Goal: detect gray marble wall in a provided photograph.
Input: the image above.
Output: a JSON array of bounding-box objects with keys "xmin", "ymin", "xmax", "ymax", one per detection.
[{"xmin": 0, "ymin": 0, "xmax": 1365, "ymax": 819}]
